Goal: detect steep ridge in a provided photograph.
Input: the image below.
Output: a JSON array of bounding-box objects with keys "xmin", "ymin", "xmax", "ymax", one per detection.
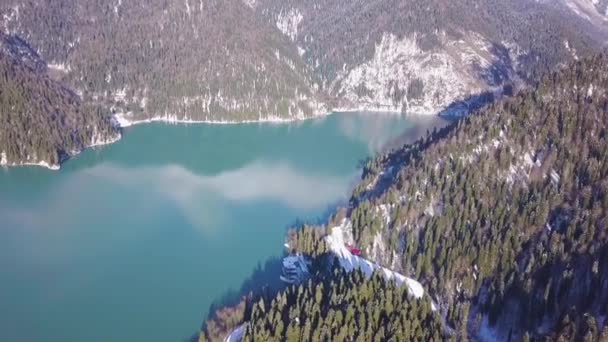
[
  {"xmin": 254, "ymin": 0, "xmax": 608, "ymax": 114},
  {"xmin": 0, "ymin": 32, "xmax": 119, "ymax": 169},
  {"xmin": 340, "ymin": 53, "xmax": 608, "ymax": 341},
  {"xmin": 201, "ymin": 54, "xmax": 608, "ymax": 341}
]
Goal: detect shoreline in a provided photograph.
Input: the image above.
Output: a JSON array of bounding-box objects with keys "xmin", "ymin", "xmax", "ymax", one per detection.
[
  {"xmin": 111, "ymin": 111, "xmax": 331, "ymax": 128},
  {"xmin": 3, "ymin": 107, "xmax": 442, "ymax": 171},
  {"xmin": 1, "ymin": 132, "xmax": 122, "ymax": 171}
]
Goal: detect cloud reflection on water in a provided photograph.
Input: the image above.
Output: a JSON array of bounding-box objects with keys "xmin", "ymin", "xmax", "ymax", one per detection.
[{"xmin": 2, "ymin": 161, "xmax": 355, "ymax": 234}]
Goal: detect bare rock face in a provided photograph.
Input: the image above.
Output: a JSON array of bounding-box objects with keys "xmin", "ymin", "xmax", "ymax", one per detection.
[
  {"xmin": 328, "ymin": 32, "xmax": 519, "ymax": 115},
  {"xmin": 256, "ymin": 0, "xmax": 607, "ymax": 115}
]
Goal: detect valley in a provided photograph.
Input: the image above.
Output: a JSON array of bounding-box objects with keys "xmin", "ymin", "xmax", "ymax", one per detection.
[
  {"xmin": 1, "ymin": 1, "xmax": 608, "ymax": 341},
  {"xmin": 1, "ymin": 0, "xmax": 607, "ymax": 168},
  {"xmin": 0, "ymin": 113, "xmax": 448, "ymax": 342}
]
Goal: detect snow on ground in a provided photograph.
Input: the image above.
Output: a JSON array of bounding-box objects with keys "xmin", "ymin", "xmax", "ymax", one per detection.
[
  {"xmin": 111, "ymin": 107, "xmax": 330, "ymax": 128},
  {"xmin": 2, "ymin": 5, "xmax": 19, "ymax": 34},
  {"xmin": 550, "ymin": 169, "xmax": 560, "ymax": 185},
  {"xmin": 1, "ymin": 128, "xmax": 121, "ymax": 171},
  {"xmin": 563, "ymin": 0, "xmax": 608, "ymax": 23},
  {"xmin": 89, "ymin": 131, "xmax": 122, "ymax": 148},
  {"xmin": 331, "ymin": 32, "xmax": 493, "ymax": 115},
  {"xmin": 242, "ymin": 0, "xmax": 256, "ymax": 9},
  {"xmin": 224, "ymin": 324, "xmax": 244, "ymax": 342},
  {"xmin": 276, "ymin": 8, "xmax": 303, "ymax": 41},
  {"xmin": 326, "ymin": 220, "xmax": 425, "ymax": 299},
  {"xmin": 47, "ymin": 63, "xmax": 71, "ymax": 73},
  {"xmin": 0, "ymin": 158, "xmax": 60, "ymax": 171}
]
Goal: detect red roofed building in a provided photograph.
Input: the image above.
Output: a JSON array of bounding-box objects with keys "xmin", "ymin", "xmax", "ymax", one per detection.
[{"xmin": 346, "ymin": 244, "xmax": 361, "ymax": 256}]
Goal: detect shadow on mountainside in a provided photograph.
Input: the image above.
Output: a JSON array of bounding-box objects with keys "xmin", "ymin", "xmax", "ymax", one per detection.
[
  {"xmin": 186, "ymin": 81, "xmax": 520, "ymax": 340},
  {"xmin": 185, "ymin": 199, "xmax": 349, "ymax": 341},
  {"xmin": 183, "ymin": 257, "xmax": 285, "ymax": 342}
]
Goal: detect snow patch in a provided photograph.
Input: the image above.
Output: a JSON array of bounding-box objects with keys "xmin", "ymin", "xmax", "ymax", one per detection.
[
  {"xmin": 47, "ymin": 63, "xmax": 71, "ymax": 73},
  {"xmin": 563, "ymin": 40, "xmax": 579, "ymax": 60},
  {"xmin": 242, "ymin": 0, "xmax": 256, "ymax": 9},
  {"xmin": 587, "ymin": 83, "xmax": 595, "ymax": 97},
  {"xmin": 225, "ymin": 324, "xmax": 244, "ymax": 342},
  {"xmin": 2, "ymin": 5, "xmax": 19, "ymax": 34},
  {"xmin": 113, "ymin": 88, "xmax": 128, "ymax": 102},
  {"xmin": 550, "ymin": 169, "xmax": 560, "ymax": 185},
  {"xmin": 114, "ymin": 0, "xmax": 122, "ymax": 15},
  {"xmin": 297, "ymin": 46, "xmax": 306, "ymax": 56},
  {"xmin": 276, "ymin": 8, "xmax": 303, "ymax": 41},
  {"xmin": 0, "ymin": 159, "xmax": 60, "ymax": 171},
  {"xmin": 89, "ymin": 130, "xmax": 122, "ymax": 148},
  {"xmin": 326, "ymin": 220, "xmax": 425, "ymax": 299},
  {"xmin": 111, "ymin": 104, "xmax": 329, "ymax": 128},
  {"xmin": 185, "ymin": 0, "xmax": 191, "ymax": 16},
  {"xmin": 332, "ymin": 32, "xmax": 498, "ymax": 115}
]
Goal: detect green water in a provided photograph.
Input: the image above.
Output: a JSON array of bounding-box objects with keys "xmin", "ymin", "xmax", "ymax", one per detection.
[{"xmin": 0, "ymin": 113, "xmax": 448, "ymax": 342}]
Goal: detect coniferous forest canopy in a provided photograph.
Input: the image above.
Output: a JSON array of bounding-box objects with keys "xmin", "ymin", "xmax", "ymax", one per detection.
[
  {"xmin": 0, "ymin": 32, "xmax": 117, "ymax": 166},
  {"xmin": 1, "ymin": 0, "xmax": 608, "ymax": 341},
  {"xmin": 1, "ymin": 0, "xmax": 607, "ymax": 166},
  {"xmin": 201, "ymin": 54, "xmax": 608, "ymax": 341}
]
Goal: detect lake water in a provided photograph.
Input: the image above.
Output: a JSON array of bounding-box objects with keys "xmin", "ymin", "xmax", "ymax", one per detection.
[{"xmin": 0, "ymin": 113, "xmax": 448, "ymax": 342}]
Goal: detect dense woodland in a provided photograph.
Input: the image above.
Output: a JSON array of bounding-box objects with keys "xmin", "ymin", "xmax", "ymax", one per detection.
[
  {"xmin": 201, "ymin": 267, "xmax": 442, "ymax": 342},
  {"xmin": 203, "ymin": 54, "xmax": 608, "ymax": 341},
  {"xmin": 0, "ymin": 33, "xmax": 117, "ymax": 166},
  {"xmin": 1, "ymin": 0, "xmax": 607, "ymax": 166},
  {"xmin": 0, "ymin": 0, "xmax": 323, "ymax": 123},
  {"xmin": 255, "ymin": 0, "xmax": 606, "ymax": 84}
]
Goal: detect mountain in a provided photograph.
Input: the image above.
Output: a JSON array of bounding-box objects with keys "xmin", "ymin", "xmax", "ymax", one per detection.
[
  {"xmin": 2, "ymin": 0, "xmax": 607, "ymax": 124},
  {"xmin": 201, "ymin": 54, "xmax": 608, "ymax": 341},
  {"xmin": 558, "ymin": 0, "xmax": 608, "ymax": 25},
  {"xmin": 253, "ymin": 0, "xmax": 608, "ymax": 115},
  {"xmin": 0, "ymin": 0, "xmax": 326, "ymax": 124},
  {"xmin": 1, "ymin": 0, "xmax": 607, "ymax": 168},
  {"xmin": 0, "ymin": 32, "xmax": 118, "ymax": 169}
]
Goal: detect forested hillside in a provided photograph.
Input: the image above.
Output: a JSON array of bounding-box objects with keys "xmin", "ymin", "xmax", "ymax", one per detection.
[
  {"xmin": 201, "ymin": 267, "xmax": 442, "ymax": 342},
  {"xmin": 344, "ymin": 52, "xmax": 608, "ymax": 341},
  {"xmin": 202, "ymin": 54, "xmax": 608, "ymax": 341},
  {"xmin": 1, "ymin": 0, "xmax": 608, "ymax": 167},
  {"xmin": 0, "ymin": 33, "xmax": 118, "ymax": 169},
  {"xmin": 0, "ymin": 0, "xmax": 325, "ymax": 123},
  {"xmin": 2, "ymin": 0, "xmax": 607, "ymax": 124}
]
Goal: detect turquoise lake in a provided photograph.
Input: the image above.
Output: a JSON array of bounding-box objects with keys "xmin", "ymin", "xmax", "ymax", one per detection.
[{"xmin": 0, "ymin": 113, "xmax": 448, "ymax": 342}]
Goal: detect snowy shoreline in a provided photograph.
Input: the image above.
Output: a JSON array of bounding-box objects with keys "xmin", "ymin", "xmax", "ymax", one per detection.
[
  {"xmin": 0, "ymin": 133, "xmax": 121, "ymax": 171},
  {"xmin": 0, "ymin": 159, "xmax": 62, "ymax": 171},
  {"xmin": 111, "ymin": 111, "xmax": 330, "ymax": 128},
  {"xmin": 325, "ymin": 219, "xmax": 427, "ymax": 300},
  {"xmin": 3, "ymin": 106, "xmax": 444, "ymax": 171}
]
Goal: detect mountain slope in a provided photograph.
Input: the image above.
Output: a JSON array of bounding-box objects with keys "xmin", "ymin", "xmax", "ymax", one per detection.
[
  {"xmin": 254, "ymin": 0, "xmax": 608, "ymax": 114},
  {"xmin": 202, "ymin": 54, "xmax": 608, "ymax": 341},
  {"xmin": 2, "ymin": 0, "xmax": 607, "ymax": 124},
  {"xmin": 352, "ymin": 54, "xmax": 608, "ymax": 340},
  {"xmin": 344, "ymin": 53, "xmax": 608, "ymax": 340},
  {"xmin": 0, "ymin": 33, "xmax": 118, "ymax": 169},
  {"xmin": 1, "ymin": 0, "xmax": 607, "ymax": 169},
  {"xmin": 0, "ymin": 0, "xmax": 326, "ymax": 124}
]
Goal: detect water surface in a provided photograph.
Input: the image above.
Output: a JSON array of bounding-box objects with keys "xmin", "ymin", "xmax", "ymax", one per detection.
[{"xmin": 0, "ymin": 113, "xmax": 448, "ymax": 341}]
